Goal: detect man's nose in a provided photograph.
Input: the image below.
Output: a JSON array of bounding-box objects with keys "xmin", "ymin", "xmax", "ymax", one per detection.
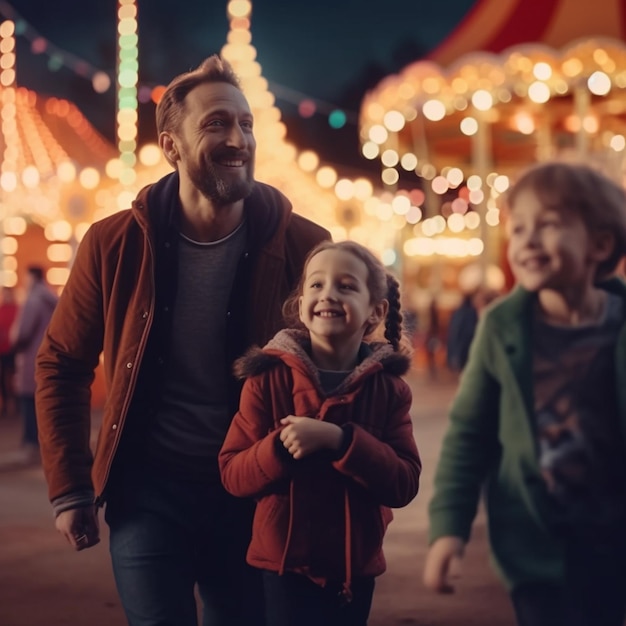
[{"xmin": 225, "ymin": 123, "xmax": 247, "ymax": 148}]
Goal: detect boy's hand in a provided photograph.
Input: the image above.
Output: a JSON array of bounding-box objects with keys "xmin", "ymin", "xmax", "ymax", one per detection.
[
  {"xmin": 279, "ymin": 416, "xmax": 343, "ymax": 460},
  {"xmin": 423, "ymin": 536, "xmax": 465, "ymax": 593}
]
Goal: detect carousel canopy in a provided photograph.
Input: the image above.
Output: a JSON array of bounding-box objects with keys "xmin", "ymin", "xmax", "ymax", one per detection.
[
  {"xmin": 3, "ymin": 86, "xmax": 116, "ymax": 225},
  {"xmin": 429, "ymin": 0, "xmax": 626, "ymax": 67},
  {"xmin": 359, "ymin": 0, "xmax": 626, "ymax": 199},
  {"xmin": 355, "ymin": 0, "xmax": 626, "ymax": 288}
]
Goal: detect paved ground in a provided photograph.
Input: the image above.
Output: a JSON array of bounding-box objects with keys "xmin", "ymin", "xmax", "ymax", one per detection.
[{"xmin": 0, "ymin": 370, "xmax": 516, "ymax": 626}]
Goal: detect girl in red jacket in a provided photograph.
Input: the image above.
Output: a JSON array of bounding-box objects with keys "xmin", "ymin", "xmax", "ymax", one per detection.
[{"xmin": 219, "ymin": 240, "xmax": 421, "ymax": 626}]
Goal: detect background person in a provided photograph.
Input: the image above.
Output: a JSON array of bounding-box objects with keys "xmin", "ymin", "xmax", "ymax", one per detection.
[
  {"xmin": 0, "ymin": 285, "xmax": 18, "ymax": 417},
  {"xmin": 445, "ymin": 291, "xmax": 478, "ymax": 373},
  {"xmin": 35, "ymin": 55, "xmax": 330, "ymax": 626},
  {"xmin": 11, "ymin": 267, "xmax": 57, "ymax": 463}
]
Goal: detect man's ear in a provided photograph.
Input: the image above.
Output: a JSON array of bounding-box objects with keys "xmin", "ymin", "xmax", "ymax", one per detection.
[{"xmin": 159, "ymin": 132, "xmax": 179, "ymax": 166}]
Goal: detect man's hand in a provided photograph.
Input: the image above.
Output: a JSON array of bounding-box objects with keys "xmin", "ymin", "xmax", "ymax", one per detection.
[
  {"xmin": 279, "ymin": 416, "xmax": 343, "ymax": 460},
  {"xmin": 55, "ymin": 505, "xmax": 100, "ymax": 551},
  {"xmin": 423, "ymin": 536, "xmax": 465, "ymax": 593}
]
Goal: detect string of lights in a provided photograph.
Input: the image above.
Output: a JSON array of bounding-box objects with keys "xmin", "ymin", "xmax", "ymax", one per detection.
[{"xmin": 1, "ymin": 0, "xmax": 355, "ymax": 128}]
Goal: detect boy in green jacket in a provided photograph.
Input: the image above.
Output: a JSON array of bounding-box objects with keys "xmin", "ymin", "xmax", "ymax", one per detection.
[{"xmin": 424, "ymin": 161, "xmax": 626, "ymax": 626}]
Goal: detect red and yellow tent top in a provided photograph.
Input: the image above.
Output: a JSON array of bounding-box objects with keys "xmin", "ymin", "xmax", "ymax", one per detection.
[{"xmin": 429, "ymin": 0, "xmax": 626, "ymax": 66}]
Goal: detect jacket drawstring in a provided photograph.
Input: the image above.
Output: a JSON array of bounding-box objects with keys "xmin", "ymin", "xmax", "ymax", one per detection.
[
  {"xmin": 279, "ymin": 480, "xmax": 296, "ymax": 575},
  {"xmin": 340, "ymin": 488, "xmax": 353, "ymax": 604}
]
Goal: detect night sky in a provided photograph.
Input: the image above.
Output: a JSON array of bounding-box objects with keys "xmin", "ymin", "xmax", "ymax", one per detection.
[{"xmin": 12, "ymin": 0, "xmax": 476, "ymax": 164}]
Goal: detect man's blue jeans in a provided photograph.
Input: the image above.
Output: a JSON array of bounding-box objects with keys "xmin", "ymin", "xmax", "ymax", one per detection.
[
  {"xmin": 19, "ymin": 395, "xmax": 38, "ymax": 446},
  {"xmin": 105, "ymin": 467, "xmax": 264, "ymax": 626}
]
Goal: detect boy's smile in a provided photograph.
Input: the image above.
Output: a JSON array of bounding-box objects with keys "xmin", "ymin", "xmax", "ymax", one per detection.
[{"xmin": 507, "ymin": 189, "xmax": 600, "ymax": 294}]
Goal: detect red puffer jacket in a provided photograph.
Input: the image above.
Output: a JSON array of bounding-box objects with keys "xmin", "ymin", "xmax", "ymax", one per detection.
[{"xmin": 219, "ymin": 329, "xmax": 421, "ymax": 594}]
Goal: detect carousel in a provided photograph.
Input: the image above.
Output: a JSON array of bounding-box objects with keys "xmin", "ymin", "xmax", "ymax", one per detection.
[
  {"xmin": 359, "ymin": 0, "xmax": 626, "ymax": 308},
  {"xmin": 0, "ymin": 82, "xmax": 116, "ymax": 291}
]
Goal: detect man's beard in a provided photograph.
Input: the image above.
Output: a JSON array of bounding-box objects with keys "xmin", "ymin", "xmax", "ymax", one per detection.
[{"xmin": 186, "ymin": 152, "xmax": 255, "ymax": 205}]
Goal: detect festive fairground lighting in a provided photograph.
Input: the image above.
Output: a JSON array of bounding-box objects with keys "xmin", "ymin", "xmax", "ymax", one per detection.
[
  {"xmin": 0, "ymin": 9, "xmax": 117, "ymax": 287},
  {"xmin": 116, "ymin": 0, "xmax": 139, "ymax": 188},
  {"xmin": 0, "ymin": 18, "xmax": 18, "ymax": 285},
  {"xmin": 0, "ymin": 19, "xmax": 16, "ymax": 193},
  {"xmin": 18, "ymin": 0, "xmax": 624, "ymax": 297},
  {"xmin": 355, "ymin": 35, "xmax": 626, "ymax": 295},
  {"xmin": 218, "ymin": 0, "xmax": 400, "ymax": 259},
  {"xmin": 217, "ymin": 1, "xmax": 493, "ymax": 286}
]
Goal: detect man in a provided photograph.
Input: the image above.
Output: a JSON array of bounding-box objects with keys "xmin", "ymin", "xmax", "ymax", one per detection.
[{"xmin": 35, "ymin": 55, "xmax": 330, "ymax": 626}]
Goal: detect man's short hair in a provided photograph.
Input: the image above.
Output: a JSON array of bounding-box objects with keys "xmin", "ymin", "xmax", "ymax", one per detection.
[{"xmin": 156, "ymin": 54, "xmax": 241, "ymax": 136}]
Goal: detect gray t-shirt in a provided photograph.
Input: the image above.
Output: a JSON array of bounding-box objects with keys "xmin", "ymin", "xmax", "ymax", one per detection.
[
  {"xmin": 533, "ymin": 293, "xmax": 626, "ymax": 526},
  {"xmin": 146, "ymin": 220, "xmax": 247, "ymax": 480}
]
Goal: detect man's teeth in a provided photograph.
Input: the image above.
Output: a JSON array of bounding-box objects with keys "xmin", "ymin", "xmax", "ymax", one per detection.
[{"xmin": 220, "ymin": 160, "xmax": 244, "ymax": 167}]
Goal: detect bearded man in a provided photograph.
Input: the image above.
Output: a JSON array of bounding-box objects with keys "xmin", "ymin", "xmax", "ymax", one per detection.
[{"xmin": 35, "ymin": 55, "xmax": 330, "ymax": 626}]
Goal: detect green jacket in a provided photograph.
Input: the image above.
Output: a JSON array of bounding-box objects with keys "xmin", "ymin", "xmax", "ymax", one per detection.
[{"xmin": 429, "ymin": 278, "xmax": 626, "ymax": 589}]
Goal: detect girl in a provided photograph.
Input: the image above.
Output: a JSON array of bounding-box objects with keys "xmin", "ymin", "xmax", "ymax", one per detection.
[{"xmin": 219, "ymin": 240, "xmax": 421, "ymax": 626}]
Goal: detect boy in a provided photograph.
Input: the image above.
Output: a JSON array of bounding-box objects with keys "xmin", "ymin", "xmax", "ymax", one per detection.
[{"xmin": 423, "ymin": 161, "xmax": 626, "ymax": 626}]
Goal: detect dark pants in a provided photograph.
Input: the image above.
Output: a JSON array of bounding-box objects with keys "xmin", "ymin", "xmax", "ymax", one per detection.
[
  {"xmin": 0, "ymin": 353, "xmax": 15, "ymax": 415},
  {"xmin": 18, "ymin": 395, "xmax": 38, "ymax": 446},
  {"xmin": 511, "ymin": 527, "xmax": 626, "ymax": 626},
  {"xmin": 105, "ymin": 467, "xmax": 265, "ymax": 626},
  {"xmin": 262, "ymin": 570, "xmax": 375, "ymax": 626}
]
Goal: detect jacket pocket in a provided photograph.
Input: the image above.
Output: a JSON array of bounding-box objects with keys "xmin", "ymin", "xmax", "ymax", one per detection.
[{"xmin": 250, "ymin": 494, "xmax": 290, "ymax": 564}]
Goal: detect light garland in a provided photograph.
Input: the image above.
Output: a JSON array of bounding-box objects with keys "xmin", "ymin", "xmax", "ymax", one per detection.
[
  {"xmin": 0, "ymin": 0, "xmax": 112, "ymax": 94},
  {"xmin": 0, "ymin": 0, "xmax": 355, "ymax": 128},
  {"xmin": 116, "ymin": 0, "xmax": 138, "ymax": 187},
  {"xmin": 0, "ymin": 18, "xmax": 16, "ymax": 285}
]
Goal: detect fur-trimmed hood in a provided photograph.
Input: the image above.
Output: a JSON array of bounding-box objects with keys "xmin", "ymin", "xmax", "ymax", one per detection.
[{"xmin": 234, "ymin": 328, "xmax": 411, "ymax": 394}]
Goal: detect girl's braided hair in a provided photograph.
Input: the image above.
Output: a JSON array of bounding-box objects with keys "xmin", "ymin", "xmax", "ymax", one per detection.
[{"xmin": 282, "ymin": 240, "xmax": 410, "ymax": 353}]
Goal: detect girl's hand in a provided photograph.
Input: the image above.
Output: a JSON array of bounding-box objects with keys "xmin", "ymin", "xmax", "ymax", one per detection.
[{"xmin": 279, "ymin": 416, "xmax": 343, "ymax": 460}]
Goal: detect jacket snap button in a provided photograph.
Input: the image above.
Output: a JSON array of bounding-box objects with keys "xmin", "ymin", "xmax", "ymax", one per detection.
[
  {"xmin": 112, "ymin": 424, "xmax": 117, "ymax": 430},
  {"xmin": 126, "ymin": 362, "xmax": 133, "ymax": 369},
  {"xmin": 142, "ymin": 312, "xmax": 148, "ymax": 319}
]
